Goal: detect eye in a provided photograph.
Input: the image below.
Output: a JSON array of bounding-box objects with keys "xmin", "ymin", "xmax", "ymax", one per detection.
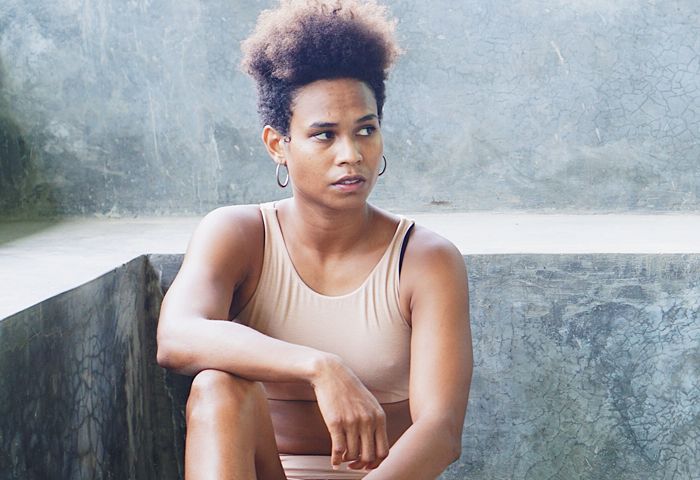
[
  {"xmin": 312, "ymin": 131, "xmax": 334, "ymax": 141},
  {"xmin": 357, "ymin": 126, "xmax": 377, "ymax": 136}
]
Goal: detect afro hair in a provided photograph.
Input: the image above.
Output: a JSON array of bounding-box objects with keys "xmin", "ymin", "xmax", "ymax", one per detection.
[{"xmin": 241, "ymin": 0, "xmax": 401, "ymax": 135}]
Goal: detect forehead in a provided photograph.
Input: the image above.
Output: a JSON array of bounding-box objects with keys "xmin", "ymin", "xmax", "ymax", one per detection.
[{"xmin": 290, "ymin": 78, "xmax": 378, "ymax": 125}]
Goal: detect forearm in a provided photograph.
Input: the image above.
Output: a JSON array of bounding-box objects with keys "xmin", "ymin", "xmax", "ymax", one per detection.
[
  {"xmin": 365, "ymin": 416, "xmax": 462, "ymax": 480},
  {"xmin": 157, "ymin": 316, "xmax": 330, "ymax": 382}
]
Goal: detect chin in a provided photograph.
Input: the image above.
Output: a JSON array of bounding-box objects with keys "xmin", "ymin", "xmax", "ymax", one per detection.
[{"xmin": 325, "ymin": 194, "xmax": 371, "ymax": 211}]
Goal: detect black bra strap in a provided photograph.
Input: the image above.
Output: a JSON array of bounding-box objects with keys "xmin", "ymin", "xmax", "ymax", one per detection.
[{"xmin": 399, "ymin": 223, "xmax": 415, "ymax": 276}]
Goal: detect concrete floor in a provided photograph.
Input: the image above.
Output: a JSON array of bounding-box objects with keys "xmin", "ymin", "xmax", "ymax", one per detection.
[{"xmin": 1, "ymin": 213, "xmax": 699, "ymax": 319}]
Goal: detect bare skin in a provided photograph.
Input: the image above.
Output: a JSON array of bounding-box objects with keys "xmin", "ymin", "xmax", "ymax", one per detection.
[{"xmin": 157, "ymin": 78, "xmax": 473, "ymax": 479}]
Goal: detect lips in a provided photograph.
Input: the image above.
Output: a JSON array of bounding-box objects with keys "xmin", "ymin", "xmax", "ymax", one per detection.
[{"xmin": 332, "ymin": 174, "xmax": 366, "ymax": 185}]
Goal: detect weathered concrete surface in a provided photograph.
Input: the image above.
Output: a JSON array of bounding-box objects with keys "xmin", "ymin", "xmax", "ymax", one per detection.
[
  {"xmin": 446, "ymin": 254, "xmax": 700, "ymax": 480},
  {"xmin": 1, "ymin": 1, "xmax": 699, "ymax": 217},
  {"xmin": 0, "ymin": 257, "xmax": 189, "ymax": 480},
  {"xmin": 2, "ymin": 253, "xmax": 697, "ymax": 479}
]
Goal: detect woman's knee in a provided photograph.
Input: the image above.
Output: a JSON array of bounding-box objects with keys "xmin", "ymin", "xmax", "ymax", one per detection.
[{"xmin": 186, "ymin": 369, "xmax": 262, "ymax": 422}]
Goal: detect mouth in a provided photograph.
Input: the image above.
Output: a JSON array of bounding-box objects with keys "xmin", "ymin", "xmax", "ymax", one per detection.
[{"xmin": 332, "ymin": 175, "xmax": 366, "ymax": 186}]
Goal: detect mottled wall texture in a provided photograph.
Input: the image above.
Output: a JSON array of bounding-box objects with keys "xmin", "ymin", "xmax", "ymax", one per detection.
[
  {"xmin": 1, "ymin": 1, "xmax": 699, "ymax": 218},
  {"xmin": 1, "ymin": 254, "xmax": 698, "ymax": 479},
  {"xmin": 0, "ymin": 257, "xmax": 190, "ymax": 480}
]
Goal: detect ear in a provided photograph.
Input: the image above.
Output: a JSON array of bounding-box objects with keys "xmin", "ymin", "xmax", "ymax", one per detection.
[{"xmin": 262, "ymin": 125, "xmax": 287, "ymax": 165}]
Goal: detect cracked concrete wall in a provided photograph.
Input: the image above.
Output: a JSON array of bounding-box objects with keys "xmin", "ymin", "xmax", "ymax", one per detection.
[
  {"xmin": 451, "ymin": 254, "xmax": 699, "ymax": 480},
  {"xmin": 4, "ymin": 254, "xmax": 694, "ymax": 479},
  {"xmin": 0, "ymin": 257, "xmax": 188, "ymax": 480},
  {"xmin": 1, "ymin": 1, "xmax": 699, "ymax": 217}
]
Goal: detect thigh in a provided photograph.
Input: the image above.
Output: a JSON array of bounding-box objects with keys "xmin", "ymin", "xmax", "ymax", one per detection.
[
  {"xmin": 185, "ymin": 370, "xmax": 286, "ymax": 480},
  {"xmin": 252, "ymin": 390, "xmax": 287, "ymax": 480}
]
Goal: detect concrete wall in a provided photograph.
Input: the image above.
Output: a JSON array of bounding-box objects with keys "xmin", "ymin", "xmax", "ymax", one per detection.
[
  {"xmin": 2, "ymin": 253, "xmax": 697, "ymax": 479},
  {"xmin": 0, "ymin": 257, "xmax": 189, "ymax": 479},
  {"xmin": 2, "ymin": 0, "xmax": 699, "ymax": 218},
  {"xmin": 450, "ymin": 254, "xmax": 699, "ymax": 480}
]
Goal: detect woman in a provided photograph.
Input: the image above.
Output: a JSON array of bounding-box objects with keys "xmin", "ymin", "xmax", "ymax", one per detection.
[{"xmin": 156, "ymin": 1, "xmax": 473, "ymax": 478}]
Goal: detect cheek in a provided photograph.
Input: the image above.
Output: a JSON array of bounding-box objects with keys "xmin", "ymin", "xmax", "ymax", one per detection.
[
  {"xmin": 370, "ymin": 133, "xmax": 384, "ymax": 154},
  {"xmin": 369, "ymin": 137, "xmax": 384, "ymax": 163},
  {"xmin": 287, "ymin": 156, "xmax": 322, "ymax": 184}
]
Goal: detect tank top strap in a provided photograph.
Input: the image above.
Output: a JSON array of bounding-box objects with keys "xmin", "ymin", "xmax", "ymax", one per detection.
[
  {"xmin": 259, "ymin": 201, "xmax": 280, "ymax": 236},
  {"xmin": 388, "ymin": 216, "xmax": 415, "ymax": 262},
  {"xmin": 379, "ymin": 216, "xmax": 415, "ymax": 274},
  {"xmin": 365, "ymin": 216, "xmax": 415, "ymax": 327},
  {"xmin": 255, "ymin": 202, "xmax": 294, "ymax": 291},
  {"xmin": 258, "ymin": 201, "xmax": 278, "ymax": 260}
]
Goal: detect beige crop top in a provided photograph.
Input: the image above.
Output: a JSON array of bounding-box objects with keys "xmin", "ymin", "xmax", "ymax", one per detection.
[{"xmin": 236, "ymin": 202, "xmax": 414, "ymax": 404}]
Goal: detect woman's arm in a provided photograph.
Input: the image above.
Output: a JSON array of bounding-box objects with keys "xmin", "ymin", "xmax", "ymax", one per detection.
[
  {"xmin": 156, "ymin": 205, "xmax": 390, "ymax": 462},
  {"xmin": 157, "ymin": 205, "xmax": 323, "ymax": 380},
  {"xmin": 365, "ymin": 229, "xmax": 473, "ymax": 479}
]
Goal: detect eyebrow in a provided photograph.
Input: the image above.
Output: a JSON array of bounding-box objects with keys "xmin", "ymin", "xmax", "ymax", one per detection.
[{"xmin": 308, "ymin": 114, "xmax": 379, "ymax": 129}]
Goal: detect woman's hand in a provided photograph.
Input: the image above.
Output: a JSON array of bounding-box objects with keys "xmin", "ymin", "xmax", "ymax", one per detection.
[{"xmin": 311, "ymin": 354, "xmax": 390, "ymax": 471}]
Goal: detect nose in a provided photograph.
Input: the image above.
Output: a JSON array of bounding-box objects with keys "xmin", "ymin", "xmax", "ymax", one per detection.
[{"xmin": 335, "ymin": 136, "xmax": 362, "ymax": 165}]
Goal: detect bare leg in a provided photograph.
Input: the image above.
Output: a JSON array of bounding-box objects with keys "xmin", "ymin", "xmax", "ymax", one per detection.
[{"xmin": 184, "ymin": 369, "xmax": 287, "ymax": 480}]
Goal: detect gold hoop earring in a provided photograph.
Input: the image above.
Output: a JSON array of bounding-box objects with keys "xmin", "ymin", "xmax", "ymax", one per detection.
[
  {"xmin": 378, "ymin": 155, "xmax": 387, "ymax": 176},
  {"xmin": 276, "ymin": 163, "xmax": 289, "ymax": 188}
]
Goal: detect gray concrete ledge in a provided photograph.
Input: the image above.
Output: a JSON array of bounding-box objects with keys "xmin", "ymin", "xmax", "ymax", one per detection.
[{"xmin": 1, "ymin": 213, "xmax": 700, "ymax": 319}]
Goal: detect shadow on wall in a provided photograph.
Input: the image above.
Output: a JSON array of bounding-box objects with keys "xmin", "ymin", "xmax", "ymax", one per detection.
[{"xmin": 0, "ymin": 55, "xmax": 57, "ymax": 221}]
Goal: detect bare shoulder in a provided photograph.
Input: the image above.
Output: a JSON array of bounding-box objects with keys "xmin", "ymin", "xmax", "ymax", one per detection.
[
  {"xmin": 402, "ymin": 225, "xmax": 466, "ymax": 277},
  {"xmin": 181, "ymin": 204, "xmax": 264, "ymax": 282},
  {"xmin": 162, "ymin": 204, "xmax": 264, "ymax": 321},
  {"xmin": 399, "ymin": 225, "xmax": 468, "ymax": 316},
  {"xmin": 190, "ymin": 204, "xmax": 262, "ymax": 243}
]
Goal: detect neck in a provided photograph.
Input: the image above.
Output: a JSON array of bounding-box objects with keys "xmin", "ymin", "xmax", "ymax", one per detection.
[{"xmin": 280, "ymin": 197, "xmax": 374, "ymax": 257}]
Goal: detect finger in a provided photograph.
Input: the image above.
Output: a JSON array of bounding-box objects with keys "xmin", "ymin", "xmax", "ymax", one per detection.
[
  {"xmin": 368, "ymin": 417, "xmax": 390, "ymax": 469},
  {"xmin": 329, "ymin": 428, "xmax": 347, "ymax": 467},
  {"xmin": 344, "ymin": 425, "xmax": 360, "ymax": 463},
  {"xmin": 348, "ymin": 459, "xmax": 369, "ymax": 470},
  {"xmin": 357, "ymin": 418, "xmax": 376, "ymax": 469}
]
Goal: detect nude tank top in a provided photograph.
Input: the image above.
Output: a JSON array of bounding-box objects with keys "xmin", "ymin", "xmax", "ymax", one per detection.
[{"xmin": 236, "ymin": 202, "xmax": 413, "ymax": 404}]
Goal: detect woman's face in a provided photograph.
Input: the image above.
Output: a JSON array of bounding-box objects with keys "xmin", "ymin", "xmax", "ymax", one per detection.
[{"xmin": 281, "ymin": 78, "xmax": 383, "ymax": 210}]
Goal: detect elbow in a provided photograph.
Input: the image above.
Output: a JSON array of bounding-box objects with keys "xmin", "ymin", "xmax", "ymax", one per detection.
[
  {"xmin": 156, "ymin": 335, "xmax": 175, "ymax": 369},
  {"xmin": 447, "ymin": 435, "xmax": 462, "ymax": 464},
  {"xmin": 418, "ymin": 413, "xmax": 464, "ymax": 466},
  {"xmin": 156, "ymin": 323, "xmax": 185, "ymax": 371},
  {"xmin": 156, "ymin": 337, "xmax": 191, "ymax": 374},
  {"xmin": 156, "ymin": 327, "xmax": 199, "ymax": 376},
  {"xmin": 440, "ymin": 418, "xmax": 464, "ymax": 465},
  {"xmin": 156, "ymin": 311, "xmax": 206, "ymax": 375},
  {"xmin": 156, "ymin": 341, "xmax": 174, "ymax": 369}
]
